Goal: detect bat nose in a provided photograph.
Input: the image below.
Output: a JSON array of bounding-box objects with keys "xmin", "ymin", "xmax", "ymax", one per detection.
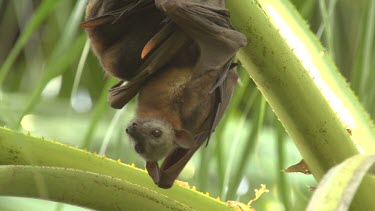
[{"xmin": 126, "ymin": 122, "xmax": 138, "ymax": 135}]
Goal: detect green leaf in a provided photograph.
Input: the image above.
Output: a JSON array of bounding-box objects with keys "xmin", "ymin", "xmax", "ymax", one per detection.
[
  {"xmin": 227, "ymin": 0, "xmax": 375, "ymax": 210},
  {"xmin": 0, "ymin": 165, "xmax": 196, "ymax": 211},
  {"xmin": 0, "ymin": 0, "xmax": 59, "ymax": 86},
  {"xmin": 227, "ymin": 0, "xmax": 375, "ymax": 181},
  {"xmin": 306, "ymin": 154, "xmax": 375, "ymax": 211},
  {"xmin": 0, "ymin": 127, "xmax": 231, "ymax": 210}
]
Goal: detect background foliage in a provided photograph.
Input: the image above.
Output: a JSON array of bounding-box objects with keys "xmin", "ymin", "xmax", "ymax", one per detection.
[{"xmin": 0, "ymin": 0, "xmax": 374, "ymax": 210}]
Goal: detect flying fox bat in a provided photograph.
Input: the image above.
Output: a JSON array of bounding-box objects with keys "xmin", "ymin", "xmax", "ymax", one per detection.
[{"xmin": 81, "ymin": 0, "xmax": 247, "ymax": 188}]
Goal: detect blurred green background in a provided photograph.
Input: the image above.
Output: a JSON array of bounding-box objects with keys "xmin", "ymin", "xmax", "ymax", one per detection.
[{"xmin": 0, "ymin": 0, "xmax": 374, "ymax": 210}]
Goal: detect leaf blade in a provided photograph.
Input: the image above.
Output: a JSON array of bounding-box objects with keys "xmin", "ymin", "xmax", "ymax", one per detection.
[{"xmin": 306, "ymin": 154, "xmax": 375, "ymax": 211}]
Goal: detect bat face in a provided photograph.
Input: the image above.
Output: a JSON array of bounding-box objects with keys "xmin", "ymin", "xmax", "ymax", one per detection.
[{"xmin": 126, "ymin": 118, "xmax": 176, "ymax": 161}]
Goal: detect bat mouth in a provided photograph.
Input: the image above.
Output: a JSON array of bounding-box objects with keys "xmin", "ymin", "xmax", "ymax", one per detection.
[
  {"xmin": 126, "ymin": 125, "xmax": 147, "ymax": 156},
  {"xmin": 134, "ymin": 143, "xmax": 145, "ymax": 154}
]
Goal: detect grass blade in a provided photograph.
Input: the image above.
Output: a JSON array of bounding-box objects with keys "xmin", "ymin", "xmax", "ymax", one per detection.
[
  {"xmin": 0, "ymin": 165, "xmax": 214, "ymax": 211},
  {"xmin": 0, "ymin": 0, "xmax": 58, "ymax": 86},
  {"xmin": 16, "ymin": 35, "xmax": 86, "ymax": 128},
  {"xmin": 275, "ymin": 120, "xmax": 291, "ymax": 211},
  {"xmin": 307, "ymin": 154, "xmax": 375, "ymax": 211},
  {"xmin": 225, "ymin": 95, "xmax": 267, "ymax": 200},
  {"xmin": 318, "ymin": 0, "xmax": 337, "ymax": 60},
  {"xmin": 80, "ymin": 79, "xmax": 116, "ymax": 149}
]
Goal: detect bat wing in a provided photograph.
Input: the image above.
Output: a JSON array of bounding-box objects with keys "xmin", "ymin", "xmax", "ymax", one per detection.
[
  {"xmin": 108, "ymin": 23, "xmax": 192, "ymax": 108},
  {"xmin": 82, "ymin": 0, "xmax": 178, "ymax": 86},
  {"xmin": 81, "ymin": 0, "xmax": 155, "ymax": 28},
  {"xmin": 149, "ymin": 0, "xmax": 246, "ymax": 188},
  {"xmin": 81, "ymin": 0, "xmax": 194, "ymax": 109},
  {"xmin": 155, "ymin": 0, "xmax": 247, "ymax": 76}
]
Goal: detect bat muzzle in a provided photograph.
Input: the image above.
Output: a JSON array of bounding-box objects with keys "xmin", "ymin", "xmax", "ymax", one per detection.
[
  {"xmin": 126, "ymin": 122, "xmax": 146, "ymax": 154},
  {"xmin": 126, "ymin": 122, "xmax": 138, "ymax": 136}
]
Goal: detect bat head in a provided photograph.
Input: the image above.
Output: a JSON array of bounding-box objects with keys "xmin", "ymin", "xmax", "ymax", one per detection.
[{"xmin": 126, "ymin": 118, "xmax": 194, "ymax": 162}]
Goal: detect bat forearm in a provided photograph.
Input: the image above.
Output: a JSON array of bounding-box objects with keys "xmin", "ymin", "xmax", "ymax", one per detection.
[
  {"xmin": 188, "ymin": 0, "xmax": 225, "ymax": 7},
  {"xmin": 207, "ymin": 0, "xmax": 225, "ymax": 7},
  {"xmin": 155, "ymin": 0, "xmax": 225, "ymax": 14}
]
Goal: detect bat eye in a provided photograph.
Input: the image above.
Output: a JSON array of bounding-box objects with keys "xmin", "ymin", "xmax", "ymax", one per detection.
[{"xmin": 151, "ymin": 129, "xmax": 162, "ymax": 138}]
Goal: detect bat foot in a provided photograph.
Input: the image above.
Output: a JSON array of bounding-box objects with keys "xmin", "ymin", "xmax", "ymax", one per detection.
[
  {"xmin": 146, "ymin": 161, "xmax": 173, "ymax": 189},
  {"xmin": 157, "ymin": 174, "xmax": 174, "ymax": 189},
  {"xmin": 146, "ymin": 161, "xmax": 161, "ymax": 185},
  {"xmin": 157, "ymin": 182, "xmax": 173, "ymax": 189}
]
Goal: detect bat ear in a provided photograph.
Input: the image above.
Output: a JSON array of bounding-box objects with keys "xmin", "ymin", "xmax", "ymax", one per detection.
[{"xmin": 174, "ymin": 129, "xmax": 194, "ymax": 149}]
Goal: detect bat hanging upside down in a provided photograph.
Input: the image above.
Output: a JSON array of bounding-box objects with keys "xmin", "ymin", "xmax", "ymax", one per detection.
[{"xmin": 81, "ymin": 0, "xmax": 247, "ymax": 188}]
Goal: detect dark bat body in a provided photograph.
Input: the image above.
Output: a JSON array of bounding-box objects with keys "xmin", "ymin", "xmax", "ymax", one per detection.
[
  {"xmin": 82, "ymin": 0, "xmax": 247, "ymax": 188},
  {"xmin": 83, "ymin": 0, "xmax": 165, "ymax": 80}
]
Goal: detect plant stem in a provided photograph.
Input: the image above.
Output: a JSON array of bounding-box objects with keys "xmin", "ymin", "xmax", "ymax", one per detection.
[
  {"xmin": 227, "ymin": 0, "xmax": 375, "ymax": 210},
  {"xmin": 0, "ymin": 127, "xmax": 231, "ymax": 211},
  {"xmin": 228, "ymin": 0, "xmax": 375, "ymax": 177}
]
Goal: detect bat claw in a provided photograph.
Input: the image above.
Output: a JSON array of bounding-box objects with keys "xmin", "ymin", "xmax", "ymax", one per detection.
[{"xmin": 155, "ymin": 0, "xmax": 180, "ymax": 13}]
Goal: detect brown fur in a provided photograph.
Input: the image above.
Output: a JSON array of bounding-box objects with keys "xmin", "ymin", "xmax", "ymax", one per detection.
[
  {"xmin": 136, "ymin": 57, "xmax": 219, "ymax": 136},
  {"xmin": 136, "ymin": 65, "xmax": 193, "ymax": 130}
]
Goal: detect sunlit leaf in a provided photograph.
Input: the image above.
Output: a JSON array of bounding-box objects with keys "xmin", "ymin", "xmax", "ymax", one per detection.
[{"xmin": 306, "ymin": 154, "xmax": 375, "ymax": 211}]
